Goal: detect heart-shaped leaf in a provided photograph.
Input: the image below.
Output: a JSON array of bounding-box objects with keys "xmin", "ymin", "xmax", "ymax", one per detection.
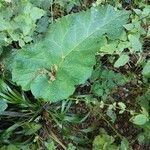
[{"xmin": 12, "ymin": 5, "xmax": 129, "ymax": 102}]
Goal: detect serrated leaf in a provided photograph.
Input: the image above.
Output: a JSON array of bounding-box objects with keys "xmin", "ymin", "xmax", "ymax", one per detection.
[
  {"xmin": 114, "ymin": 54, "xmax": 129, "ymax": 68},
  {"xmin": 12, "ymin": 5, "xmax": 129, "ymax": 102}
]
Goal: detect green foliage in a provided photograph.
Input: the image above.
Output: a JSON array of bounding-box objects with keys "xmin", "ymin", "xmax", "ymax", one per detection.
[
  {"xmin": 12, "ymin": 5, "xmax": 129, "ymax": 102},
  {"xmin": 120, "ymin": 138, "xmax": 130, "ymax": 150},
  {"xmin": 114, "ymin": 54, "xmax": 129, "ymax": 68},
  {"xmin": 105, "ymin": 102, "xmax": 127, "ymax": 123},
  {"xmin": 137, "ymin": 121, "xmax": 150, "ymax": 144},
  {"xmin": 136, "ymin": 89, "xmax": 150, "ymax": 144},
  {"xmin": 96, "ymin": 0, "xmax": 150, "ymax": 68},
  {"xmin": 44, "ymin": 140, "xmax": 56, "ymax": 150},
  {"xmin": 121, "ymin": 3, "xmax": 149, "ymax": 52},
  {"xmin": 0, "ymin": 80, "xmax": 92, "ymax": 149},
  {"xmin": 0, "ymin": 80, "xmax": 44, "ymax": 149},
  {"xmin": 142, "ymin": 60, "xmax": 150, "ymax": 78},
  {"xmin": 55, "ymin": 0, "xmax": 81, "ymax": 12},
  {"xmin": 137, "ymin": 88, "xmax": 150, "ymax": 112},
  {"xmin": 92, "ymin": 128, "xmax": 130, "ymax": 150},
  {"xmin": 134, "ymin": 90, "xmax": 150, "ymax": 126},
  {"xmin": 106, "ymin": 103, "xmax": 117, "ymax": 123},
  {"xmin": 0, "ymin": 0, "xmax": 45, "ymax": 50},
  {"xmin": 30, "ymin": 0, "xmax": 53, "ymax": 10},
  {"xmin": 0, "ymin": 0, "xmax": 149, "ymax": 149},
  {"xmin": 93, "ymin": 129, "xmax": 118, "ymax": 150},
  {"xmin": 0, "ymin": 79, "xmax": 36, "ymax": 107},
  {"xmin": 91, "ymin": 67, "xmax": 127, "ymax": 101},
  {"xmin": 131, "ymin": 110, "xmax": 149, "ymax": 125},
  {"xmin": 0, "ymin": 99, "xmax": 8, "ymax": 112},
  {"xmin": 67, "ymin": 143, "xmax": 76, "ymax": 150},
  {"xmin": 48, "ymin": 100, "xmax": 92, "ymax": 145}
]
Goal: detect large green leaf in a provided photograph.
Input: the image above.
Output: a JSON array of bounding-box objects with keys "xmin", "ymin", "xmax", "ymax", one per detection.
[{"xmin": 12, "ymin": 5, "xmax": 129, "ymax": 102}]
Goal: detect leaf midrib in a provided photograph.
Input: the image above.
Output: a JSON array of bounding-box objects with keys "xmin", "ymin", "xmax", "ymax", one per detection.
[{"xmin": 57, "ymin": 11, "xmax": 126, "ymax": 69}]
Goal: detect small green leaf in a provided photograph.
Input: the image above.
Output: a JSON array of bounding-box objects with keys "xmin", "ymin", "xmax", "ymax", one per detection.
[
  {"xmin": 142, "ymin": 60, "xmax": 150, "ymax": 78},
  {"xmin": 142, "ymin": 6, "xmax": 150, "ymax": 17},
  {"xmin": 67, "ymin": 143, "xmax": 76, "ymax": 150},
  {"xmin": 36, "ymin": 16, "xmax": 49, "ymax": 33},
  {"xmin": 128, "ymin": 34, "xmax": 142, "ymax": 52},
  {"xmin": 120, "ymin": 138, "xmax": 129, "ymax": 150},
  {"xmin": 19, "ymin": 39, "xmax": 25, "ymax": 47},
  {"xmin": 0, "ymin": 16, "xmax": 10, "ymax": 31},
  {"xmin": 114, "ymin": 54, "xmax": 129, "ymax": 68},
  {"xmin": 92, "ymin": 83, "xmax": 104, "ymax": 97},
  {"xmin": 100, "ymin": 42, "xmax": 118, "ymax": 54},
  {"xmin": 107, "ymin": 107, "xmax": 116, "ymax": 123},
  {"xmin": 118, "ymin": 102, "xmax": 126, "ymax": 114},
  {"xmin": 137, "ymin": 135, "xmax": 145, "ymax": 144},
  {"xmin": 24, "ymin": 36, "xmax": 33, "ymax": 43},
  {"xmin": 93, "ymin": 129, "xmax": 117, "ymax": 150},
  {"xmin": 117, "ymin": 41, "xmax": 130, "ymax": 53},
  {"xmin": 124, "ymin": 23, "xmax": 134, "ymax": 31},
  {"xmin": 30, "ymin": 7, "xmax": 45, "ymax": 21},
  {"xmin": 14, "ymin": 14, "xmax": 34, "ymax": 36},
  {"xmin": 132, "ymin": 114, "xmax": 149, "ymax": 125},
  {"xmin": 100, "ymin": 101, "xmax": 104, "ymax": 108},
  {"xmin": 45, "ymin": 140, "xmax": 56, "ymax": 150},
  {"xmin": 133, "ymin": 9, "xmax": 142, "ymax": 15},
  {"xmin": 23, "ymin": 123, "xmax": 42, "ymax": 135}
]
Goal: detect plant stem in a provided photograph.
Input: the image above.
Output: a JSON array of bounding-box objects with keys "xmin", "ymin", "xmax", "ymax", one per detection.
[
  {"xmin": 99, "ymin": 113, "xmax": 123, "ymax": 139},
  {"xmin": 51, "ymin": 0, "xmax": 53, "ymax": 23},
  {"xmin": 45, "ymin": 125, "xmax": 66, "ymax": 149}
]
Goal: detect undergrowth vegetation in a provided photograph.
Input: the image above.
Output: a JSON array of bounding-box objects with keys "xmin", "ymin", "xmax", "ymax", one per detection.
[{"xmin": 0, "ymin": 0, "xmax": 149, "ymax": 149}]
